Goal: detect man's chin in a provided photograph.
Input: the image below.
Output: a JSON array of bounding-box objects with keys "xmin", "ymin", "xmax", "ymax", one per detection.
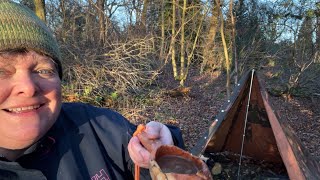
[{"xmin": 5, "ymin": 130, "xmax": 44, "ymax": 149}]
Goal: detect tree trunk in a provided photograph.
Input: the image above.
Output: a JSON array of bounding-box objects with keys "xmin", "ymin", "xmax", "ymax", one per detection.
[
  {"xmin": 131, "ymin": 0, "xmax": 141, "ymax": 27},
  {"xmin": 140, "ymin": 0, "xmax": 148, "ymax": 31},
  {"xmin": 97, "ymin": 0, "xmax": 106, "ymax": 46},
  {"xmin": 33, "ymin": 0, "xmax": 46, "ymax": 22},
  {"xmin": 171, "ymin": 0, "xmax": 178, "ymax": 79},
  {"xmin": 182, "ymin": 6, "xmax": 206, "ymax": 86},
  {"xmin": 229, "ymin": 0, "xmax": 237, "ymax": 84},
  {"xmin": 59, "ymin": 0, "xmax": 66, "ymax": 41},
  {"xmin": 160, "ymin": 0, "xmax": 165, "ymax": 60},
  {"xmin": 179, "ymin": 0, "xmax": 187, "ymax": 86},
  {"xmin": 85, "ymin": 1, "xmax": 95, "ymax": 43},
  {"xmin": 201, "ymin": 0, "xmax": 220, "ymax": 74},
  {"xmin": 316, "ymin": 4, "xmax": 320, "ymax": 51},
  {"xmin": 216, "ymin": 0, "xmax": 231, "ymax": 99}
]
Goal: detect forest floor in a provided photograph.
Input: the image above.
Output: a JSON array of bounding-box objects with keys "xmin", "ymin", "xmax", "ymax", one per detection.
[{"xmin": 125, "ymin": 64, "xmax": 320, "ymax": 160}]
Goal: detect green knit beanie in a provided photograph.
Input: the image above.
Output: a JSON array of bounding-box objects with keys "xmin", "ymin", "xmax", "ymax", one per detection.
[{"xmin": 0, "ymin": 0, "xmax": 62, "ymax": 78}]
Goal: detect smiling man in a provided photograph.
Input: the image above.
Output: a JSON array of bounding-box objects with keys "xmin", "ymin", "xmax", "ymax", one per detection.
[
  {"xmin": 0, "ymin": 1, "xmax": 184, "ymax": 179},
  {"xmin": 0, "ymin": 50, "xmax": 61, "ymax": 153}
]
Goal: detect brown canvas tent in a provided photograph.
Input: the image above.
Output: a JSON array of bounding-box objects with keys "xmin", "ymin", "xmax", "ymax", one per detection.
[{"xmin": 191, "ymin": 70, "xmax": 320, "ymax": 180}]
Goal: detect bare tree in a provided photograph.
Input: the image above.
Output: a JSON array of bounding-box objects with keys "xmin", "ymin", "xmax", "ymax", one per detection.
[
  {"xmin": 181, "ymin": 3, "xmax": 207, "ymax": 86},
  {"xmin": 140, "ymin": 0, "xmax": 148, "ymax": 30},
  {"xmin": 84, "ymin": 1, "xmax": 96, "ymax": 43},
  {"xmin": 160, "ymin": 0, "xmax": 165, "ymax": 59},
  {"xmin": 216, "ymin": 0, "xmax": 231, "ymax": 99},
  {"xmin": 201, "ymin": 1, "xmax": 220, "ymax": 74},
  {"xmin": 97, "ymin": 0, "xmax": 106, "ymax": 46},
  {"xmin": 171, "ymin": 0, "xmax": 178, "ymax": 79},
  {"xmin": 229, "ymin": 0, "xmax": 237, "ymax": 84},
  {"xmin": 316, "ymin": 2, "xmax": 320, "ymax": 52},
  {"xmin": 59, "ymin": 0, "xmax": 67, "ymax": 39},
  {"xmin": 179, "ymin": 0, "xmax": 187, "ymax": 86}
]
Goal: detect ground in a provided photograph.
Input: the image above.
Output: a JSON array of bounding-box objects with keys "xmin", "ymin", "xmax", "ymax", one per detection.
[
  {"xmin": 125, "ymin": 65, "xmax": 320, "ymax": 160},
  {"xmin": 268, "ymin": 96, "xmax": 320, "ymax": 158}
]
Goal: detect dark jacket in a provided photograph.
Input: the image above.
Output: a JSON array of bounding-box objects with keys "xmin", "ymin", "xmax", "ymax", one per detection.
[{"xmin": 0, "ymin": 103, "xmax": 184, "ymax": 180}]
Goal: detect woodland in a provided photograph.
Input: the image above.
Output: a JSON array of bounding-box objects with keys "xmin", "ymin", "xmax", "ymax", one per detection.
[{"xmin": 23, "ymin": 0, "xmax": 319, "ymax": 164}]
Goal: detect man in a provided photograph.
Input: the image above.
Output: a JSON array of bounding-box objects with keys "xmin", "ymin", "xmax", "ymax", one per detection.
[{"xmin": 0, "ymin": 1, "xmax": 184, "ymax": 179}]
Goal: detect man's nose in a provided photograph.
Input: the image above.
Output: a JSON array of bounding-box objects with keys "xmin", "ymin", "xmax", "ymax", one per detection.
[{"xmin": 13, "ymin": 73, "xmax": 39, "ymax": 97}]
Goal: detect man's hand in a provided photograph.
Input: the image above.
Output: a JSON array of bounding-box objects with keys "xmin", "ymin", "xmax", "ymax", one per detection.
[{"xmin": 128, "ymin": 121, "xmax": 173, "ymax": 168}]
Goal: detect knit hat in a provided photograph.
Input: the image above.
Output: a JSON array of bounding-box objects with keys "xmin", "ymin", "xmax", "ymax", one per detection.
[{"xmin": 0, "ymin": 0, "xmax": 62, "ymax": 78}]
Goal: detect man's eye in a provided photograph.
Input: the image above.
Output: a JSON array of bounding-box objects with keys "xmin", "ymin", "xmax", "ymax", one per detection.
[
  {"xmin": 36, "ymin": 69, "xmax": 56, "ymax": 76},
  {"xmin": 0, "ymin": 69, "xmax": 9, "ymax": 78},
  {"xmin": 38, "ymin": 69, "xmax": 52, "ymax": 74}
]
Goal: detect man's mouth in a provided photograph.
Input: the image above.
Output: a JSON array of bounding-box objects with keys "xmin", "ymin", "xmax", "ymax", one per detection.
[{"xmin": 5, "ymin": 105, "xmax": 41, "ymax": 113}]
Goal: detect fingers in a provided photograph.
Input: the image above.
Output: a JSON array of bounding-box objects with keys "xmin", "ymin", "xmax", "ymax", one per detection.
[
  {"xmin": 144, "ymin": 121, "xmax": 162, "ymax": 139},
  {"xmin": 137, "ymin": 132, "xmax": 162, "ymax": 152},
  {"xmin": 145, "ymin": 121, "xmax": 174, "ymax": 145},
  {"xmin": 128, "ymin": 122, "xmax": 174, "ymax": 168},
  {"xmin": 128, "ymin": 136, "xmax": 150, "ymax": 168}
]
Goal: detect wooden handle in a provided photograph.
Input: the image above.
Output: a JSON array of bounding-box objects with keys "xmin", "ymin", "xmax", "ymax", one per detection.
[
  {"xmin": 135, "ymin": 164, "xmax": 140, "ymax": 180},
  {"xmin": 133, "ymin": 124, "xmax": 145, "ymax": 180}
]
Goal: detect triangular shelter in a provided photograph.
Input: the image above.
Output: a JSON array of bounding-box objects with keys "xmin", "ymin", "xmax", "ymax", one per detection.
[{"xmin": 191, "ymin": 70, "xmax": 320, "ymax": 180}]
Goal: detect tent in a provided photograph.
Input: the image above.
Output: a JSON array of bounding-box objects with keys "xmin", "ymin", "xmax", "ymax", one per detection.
[{"xmin": 191, "ymin": 70, "xmax": 320, "ymax": 180}]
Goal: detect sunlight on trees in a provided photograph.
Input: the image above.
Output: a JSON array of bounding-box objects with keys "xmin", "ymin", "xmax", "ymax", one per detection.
[{"xmin": 23, "ymin": 0, "xmax": 320, "ymax": 106}]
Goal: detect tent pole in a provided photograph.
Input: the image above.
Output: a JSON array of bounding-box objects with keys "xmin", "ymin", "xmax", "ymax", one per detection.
[{"xmin": 237, "ymin": 69, "xmax": 255, "ymax": 180}]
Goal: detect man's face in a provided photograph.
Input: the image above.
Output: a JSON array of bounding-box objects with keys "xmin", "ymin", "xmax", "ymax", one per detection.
[{"xmin": 0, "ymin": 50, "xmax": 61, "ymax": 149}]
